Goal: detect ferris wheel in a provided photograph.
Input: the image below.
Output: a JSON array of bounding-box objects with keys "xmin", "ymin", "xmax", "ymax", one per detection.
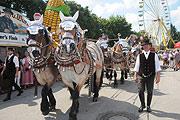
[{"xmin": 138, "ymin": 0, "xmax": 175, "ymax": 48}]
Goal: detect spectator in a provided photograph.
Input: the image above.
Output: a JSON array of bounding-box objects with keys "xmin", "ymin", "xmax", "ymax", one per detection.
[
  {"xmin": 174, "ymin": 49, "xmax": 180, "ymax": 71},
  {"xmin": 156, "ymin": 51, "xmax": 161, "ymax": 60},
  {"xmin": 162, "ymin": 50, "xmax": 169, "ymax": 66},
  {"xmin": 14, "ymin": 52, "xmax": 22, "ymax": 88},
  {"xmin": 0, "ymin": 59, "xmax": 4, "ymax": 94},
  {"xmin": 21, "ymin": 51, "xmax": 33, "ymax": 90},
  {"xmin": 1, "ymin": 48, "xmax": 23, "ymax": 102},
  {"xmin": 169, "ymin": 51, "xmax": 174, "ymax": 69}
]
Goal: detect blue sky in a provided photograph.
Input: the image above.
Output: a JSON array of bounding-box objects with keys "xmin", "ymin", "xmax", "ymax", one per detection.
[{"xmin": 67, "ymin": 0, "xmax": 180, "ymax": 32}]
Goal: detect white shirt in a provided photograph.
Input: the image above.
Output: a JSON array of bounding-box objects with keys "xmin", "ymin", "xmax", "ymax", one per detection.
[
  {"xmin": 22, "ymin": 56, "xmax": 30, "ymax": 65},
  {"xmin": 4, "ymin": 54, "xmax": 19, "ymax": 67},
  {"xmin": 134, "ymin": 50, "xmax": 161, "ymax": 73}
]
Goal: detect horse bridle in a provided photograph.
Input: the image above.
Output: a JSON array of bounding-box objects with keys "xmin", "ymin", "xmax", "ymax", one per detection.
[
  {"xmin": 54, "ymin": 21, "xmax": 86, "ymax": 66},
  {"xmin": 27, "ymin": 26, "xmax": 52, "ymax": 69}
]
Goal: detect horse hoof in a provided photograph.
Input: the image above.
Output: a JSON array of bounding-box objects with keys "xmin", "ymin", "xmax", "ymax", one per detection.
[
  {"xmin": 42, "ymin": 110, "xmax": 50, "ymax": 116},
  {"xmin": 69, "ymin": 116, "xmax": 77, "ymax": 120},
  {"xmin": 70, "ymin": 96, "xmax": 72, "ymax": 99},
  {"xmin": 120, "ymin": 82, "xmax": 124, "ymax": 84},
  {"xmin": 50, "ymin": 105, "xmax": 56, "ymax": 111},
  {"xmin": 114, "ymin": 84, "xmax": 118, "ymax": 88},
  {"xmin": 93, "ymin": 97, "xmax": 98, "ymax": 102}
]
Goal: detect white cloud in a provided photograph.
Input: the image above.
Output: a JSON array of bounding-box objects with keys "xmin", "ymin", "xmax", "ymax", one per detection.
[
  {"xmin": 69, "ymin": 0, "xmax": 138, "ymax": 18},
  {"xmin": 168, "ymin": 0, "xmax": 178, "ymax": 6},
  {"xmin": 122, "ymin": 0, "xmax": 138, "ymax": 9},
  {"xmin": 92, "ymin": 2, "xmax": 124, "ymax": 18},
  {"xmin": 72, "ymin": 0, "xmax": 104, "ymax": 8},
  {"xmin": 67, "ymin": 0, "xmax": 180, "ymax": 31},
  {"xmin": 92, "ymin": 5, "xmax": 106, "ymax": 17},
  {"xmin": 125, "ymin": 13, "xmax": 139, "ymax": 31},
  {"xmin": 171, "ymin": 6, "xmax": 180, "ymax": 31}
]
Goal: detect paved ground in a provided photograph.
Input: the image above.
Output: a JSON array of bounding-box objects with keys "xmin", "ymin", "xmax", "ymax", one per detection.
[{"xmin": 0, "ymin": 64, "xmax": 180, "ymax": 120}]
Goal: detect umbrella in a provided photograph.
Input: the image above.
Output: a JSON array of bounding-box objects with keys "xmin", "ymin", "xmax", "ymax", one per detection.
[{"xmin": 174, "ymin": 42, "xmax": 180, "ymax": 48}]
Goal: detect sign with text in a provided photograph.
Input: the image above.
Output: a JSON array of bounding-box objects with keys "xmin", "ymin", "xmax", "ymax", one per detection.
[
  {"xmin": 0, "ymin": 6, "xmax": 28, "ymax": 46},
  {"xmin": 0, "ymin": 32, "xmax": 27, "ymax": 46}
]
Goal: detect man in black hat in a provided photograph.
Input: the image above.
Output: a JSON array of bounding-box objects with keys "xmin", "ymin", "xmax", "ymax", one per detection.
[
  {"xmin": 0, "ymin": 7, "xmax": 15, "ymax": 34},
  {"xmin": 1, "ymin": 47, "xmax": 23, "ymax": 102},
  {"xmin": 134, "ymin": 38, "xmax": 161, "ymax": 113}
]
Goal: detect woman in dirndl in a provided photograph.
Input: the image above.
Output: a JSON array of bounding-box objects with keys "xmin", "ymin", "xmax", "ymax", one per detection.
[{"xmin": 21, "ymin": 51, "xmax": 33, "ymax": 89}]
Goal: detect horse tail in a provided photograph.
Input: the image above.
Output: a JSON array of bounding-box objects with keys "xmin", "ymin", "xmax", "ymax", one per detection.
[
  {"xmin": 99, "ymin": 69, "xmax": 104, "ymax": 88},
  {"xmin": 93, "ymin": 71, "xmax": 97, "ymax": 93}
]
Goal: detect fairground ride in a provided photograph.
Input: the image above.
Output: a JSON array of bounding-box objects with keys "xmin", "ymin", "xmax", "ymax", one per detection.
[{"xmin": 138, "ymin": 0, "xmax": 175, "ymax": 49}]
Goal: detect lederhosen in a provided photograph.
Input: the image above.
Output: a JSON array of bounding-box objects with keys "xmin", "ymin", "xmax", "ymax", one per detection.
[
  {"xmin": 138, "ymin": 52, "xmax": 155, "ymax": 107},
  {"xmin": 5, "ymin": 55, "xmax": 21, "ymax": 98}
]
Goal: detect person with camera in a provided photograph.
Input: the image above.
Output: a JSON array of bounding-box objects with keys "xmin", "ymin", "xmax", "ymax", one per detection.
[
  {"xmin": 22, "ymin": 51, "xmax": 33, "ymax": 90},
  {"xmin": 1, "ymin": 48, "xmax": 23, "ymax": 102}
]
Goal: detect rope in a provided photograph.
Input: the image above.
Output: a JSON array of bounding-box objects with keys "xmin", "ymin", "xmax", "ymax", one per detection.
[{"xmin": 86, "ymin": 49, "xmax": 94, "ymax": 97}]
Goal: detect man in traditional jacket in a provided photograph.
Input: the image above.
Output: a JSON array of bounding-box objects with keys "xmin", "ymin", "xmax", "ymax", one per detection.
[
  {"xmin": 1, "ymin": 48, "xmax": 23, "ymax": 101},
  {"xmin": 134, "ymin": 38, "xmax": 161, "ymax": 113},
  {"xmin": 0, "ymin": 7, "xmax": 15, "ymax": 34}
]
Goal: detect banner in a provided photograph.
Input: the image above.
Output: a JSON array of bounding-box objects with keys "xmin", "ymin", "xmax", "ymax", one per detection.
[
  {"xmin": 0, "ymin": 32, "xmax": 27, "ymax": 46},
  {"xmin": 0, "ymin": 6, "xmax": 28, "ymax": 46}
]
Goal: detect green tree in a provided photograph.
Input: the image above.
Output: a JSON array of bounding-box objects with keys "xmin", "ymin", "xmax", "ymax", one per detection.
[
  {"xmin": 168, "ymin": 24, "xmax": 179, "ymax": 48},
  {"xmin": 65, "ymin": 1, "xmax": 101, "ymax": 39},
  {"xmin": 66, "ymin": 1, "xmax": 133, "ymax": 40},
  {"xmin": 0, "ymin": 0, "xmax": 47, "ymax": 20},
  {"xmin": 1, "ymin": 0, "xmax": 134, "ymax": 41},
  {"xmin": 104, "ymin": 15, "xmax": 132, "ymax": 46}
]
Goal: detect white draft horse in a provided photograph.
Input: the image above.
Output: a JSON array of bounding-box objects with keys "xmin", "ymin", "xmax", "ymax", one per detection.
[
  {"xmin": 54, "ymin": 11, "xmax": 104, "ymax": 120},
  {"xmin": 25, "ymin": 16, "xmax": 60, "ymax": 115}
]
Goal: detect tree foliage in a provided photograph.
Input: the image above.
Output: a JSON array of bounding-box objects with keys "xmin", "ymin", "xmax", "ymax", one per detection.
[
  {"xmin": 65, "ymin": 1, "xmax": 101, "ymax": 39},
  {"xmin": 168, "ymin": 24, "xmax": 180, "ymax": 48},
  {"xmin": 1, "ymin": 0, "xmax": 134, "ymax": 41},
  {"xmin": 0, "ymin": 0, "xmax": 47, "ymax": 20},
  {"xmin": 65, "ymin": 1, "xmax": 133, "ymax": 40}
]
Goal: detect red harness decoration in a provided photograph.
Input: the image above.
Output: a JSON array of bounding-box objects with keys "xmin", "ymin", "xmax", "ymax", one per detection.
[
  {"xmin": 35, "ymin": 60, "xmax": 55, "ymax": 69},
  {"xmin": 60, "ymin": 60, "xmax": 81, "ymax": 67}
]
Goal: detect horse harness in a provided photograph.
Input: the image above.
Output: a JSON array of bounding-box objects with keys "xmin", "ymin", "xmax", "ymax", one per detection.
[{"xmin": 27, "ymin": 26, "xmax": 54, "ymax": 72}]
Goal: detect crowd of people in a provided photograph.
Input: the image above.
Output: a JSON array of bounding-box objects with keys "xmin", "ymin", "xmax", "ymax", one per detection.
[
  {"xmin": 0, "ymin": 48, "xmax": 34, "ymax": 99},
  {"xmin": 157, "ymin": 49, "xmax": 180, "ymax": 71}
]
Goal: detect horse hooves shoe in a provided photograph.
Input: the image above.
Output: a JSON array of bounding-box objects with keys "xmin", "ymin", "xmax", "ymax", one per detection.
[
  {"xmin": 17, "ymin": 91, "xmax": 23, "ymax": 96},
  {"xmin": 69, "ymin": 116, "xmax": 77, "ymax": 120},
  {"xmin": 114, "ymin": 84, "xmax": 118, "ymax": 88},
  {"xmin": 3, "ymin": 97, "xmax": 11, "ymax": 102},
  {"xmin": 120, "ymin": 82, "xmax": 124, "ymax": 84},
  {"xmin": 93, "ymin": 97, "xmax": 98, "ymax": 102}
]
